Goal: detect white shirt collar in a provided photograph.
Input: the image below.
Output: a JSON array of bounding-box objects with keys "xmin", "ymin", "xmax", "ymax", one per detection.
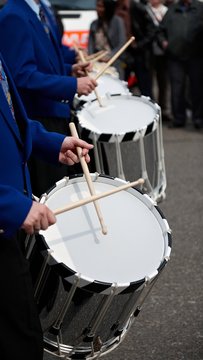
[{"xmin": 40, "ymin": 0, "xmax": 52, "ymax": 8}]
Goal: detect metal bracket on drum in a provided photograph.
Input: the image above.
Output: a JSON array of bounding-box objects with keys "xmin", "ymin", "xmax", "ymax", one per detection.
[
  {"xmin": 112, "ymin": 274, "xmax": 161, "ymax": 337},
  {"xmin": 115, "ymin": 135, "xmax": 125, "ymax": 180},
  {"xmin": 155, "ymin": 113, "xmax": 167, "ymax": 201},
  {"xmin": 50, "ymin": 274, "xmax": 82, "ymax": 336},
  {"xmin": 82, "ymin": 284, "xmax": 118, "ymax": 355},
  {"xmin": 92, "ymin": 133, "xmax": 102, "ymax": 174},
  {"xmin": 139, "ymin": 135, "xmax": 154, "ymax": 196},
  {"xmin": 34, "ymin": 249, "xmax": 53, "ymax": 301}
]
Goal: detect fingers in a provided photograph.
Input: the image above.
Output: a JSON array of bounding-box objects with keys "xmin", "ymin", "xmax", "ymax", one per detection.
[
  {"xmin": 21, "ymin": 202, "xmax": 56, "ymax": 235},
  {"xmin": 59, "ymin": 137, "xmax": 94, "ymax": 165},
  {"xmin": 77, "ymin": 77, "xmax": 98, "ymax": 96},
  {"xmin": 72, "ymin": 62, "xmax": 92, "ymax": 77},
  {"xmin": 64, "ymin": 149, "xmax": 80, "ymax": 165},
  {"xmin": 75, "ymin": 138, "xmax": 94, "ymax": 150}
]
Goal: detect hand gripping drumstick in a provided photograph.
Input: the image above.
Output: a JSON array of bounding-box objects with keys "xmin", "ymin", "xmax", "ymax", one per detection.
[
  {"xmin": 69, "ymin": 122, "xmax": 108, "ymax": 235},
  {"xmin": 53, "ymin": 178, "xmax": 144, "ymax": 216},
  {"xmin": 77, "ymin": 48, "xmax": 103, "ymax": 107},
  {"xmin": 94, "ymin": 36, "xmax": 135, "ymax": 80}
]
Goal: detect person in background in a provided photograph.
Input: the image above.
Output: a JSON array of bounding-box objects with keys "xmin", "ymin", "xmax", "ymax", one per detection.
[
  {"xmin": 88, "ymin": 0, "xmax": 126, "ymax": 79},
  {"xmin": 0, "ymin": 52, "xmax": 93, "ymax": 360},
  {"xmin": 157, "ymin": 0, "xmax": 203, "ymax": 129},
  {"xmin": 147, "ymin": 0, "xmax": 172, "ymax": 121},
  {"xmin": 0, "ymin": 0, "xmax": 97, "ymax": 196},
  {"xmin": 116, "ymin": 0, "xmax": 156, "ymax": 97}
]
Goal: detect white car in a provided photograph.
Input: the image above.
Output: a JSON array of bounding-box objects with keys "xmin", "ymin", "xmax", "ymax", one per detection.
[{"xmin": 50, "ymin": 0, "xmax": 97, "ymax": 49}]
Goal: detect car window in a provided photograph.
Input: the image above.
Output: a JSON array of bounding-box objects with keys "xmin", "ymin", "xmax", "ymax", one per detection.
[{"xmin": 50, "ymin": 0, "xmax": 96, "ymax": 11}]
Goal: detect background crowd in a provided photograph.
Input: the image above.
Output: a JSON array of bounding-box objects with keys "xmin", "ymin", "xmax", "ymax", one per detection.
[{"xmin": 88, "ymin": 0, "xmax": 203, "ymax": 129}]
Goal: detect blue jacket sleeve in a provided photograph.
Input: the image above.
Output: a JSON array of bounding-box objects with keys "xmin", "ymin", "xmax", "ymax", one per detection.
[
  {"xmin": 30, "ymin": 119, "xmax": 65, "ymax": 164},
  {"xmin": 62, "ymin": 46, "xmax": 76, "ymax": 64}
]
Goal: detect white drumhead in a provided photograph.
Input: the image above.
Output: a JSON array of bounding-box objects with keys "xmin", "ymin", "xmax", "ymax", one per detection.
[
  {"xmin": 40, "ymin": 175, "xmax": 170, "ymax": 286},
  {"xmin": 78, "ymin": 95, "xmax": 159, "ymax": 135}
]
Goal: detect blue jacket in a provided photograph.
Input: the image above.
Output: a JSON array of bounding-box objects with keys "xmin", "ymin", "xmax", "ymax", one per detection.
[
  {"xmin": 0, "ymin": 0, "xmax": 77, "ymax": 119},
  {"xmin": 0, "ymin": 54, "xmax": 65, "ymax": 238}
]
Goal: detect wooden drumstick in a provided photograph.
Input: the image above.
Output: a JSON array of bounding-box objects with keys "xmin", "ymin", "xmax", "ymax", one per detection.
[
  {"xmin": 88, "ymin": 50, "xmax": 108, "ymax": 63},
  {"xmin": 72, "ymin": 40, "xmax": 100, "ymax": 60},
  {"xmin": 85, "ymin": 50, "xmax": 107, "ymax": 61},
  {"xmin": 94, "ymin": 36, "xmax": 135, "ymax": 80},
  {"xmin": 53, "ymin": 178, "xmax": 144, "ymax": 216},
  {"xmin": 78, "ymin": 49, "xmax": 103, "ymax": 107},
  {"xmin": 69, "ymin": 122, "xmax": 108, "ymax": 235}
]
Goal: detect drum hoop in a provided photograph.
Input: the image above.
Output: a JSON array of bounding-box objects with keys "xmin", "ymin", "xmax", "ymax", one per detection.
[
  {"xmin": 39, "ymin": 174, "xmax": 171, "ymax": 295},
  {"xmin": 78, "ymin": 94, "xmax": 160, "ymax": 143}
]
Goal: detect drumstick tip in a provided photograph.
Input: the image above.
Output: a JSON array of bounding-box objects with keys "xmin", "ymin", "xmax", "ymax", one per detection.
[
  {"xmin": 102, "ymin": 226, "xmax": 108, "ymax": 235},
  {"xmin": 138, "ymin": 178, "xmax": 145, "ymax": 185}
]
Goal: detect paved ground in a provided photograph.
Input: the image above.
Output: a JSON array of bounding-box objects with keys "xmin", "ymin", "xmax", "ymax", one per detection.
[
  {"xmin": 44, "ymin": 119, "xmax": 203, "ymax": 360},
  {"xmin": 102, "ymin": 121, "xmax": 203, "ymax": 360}
]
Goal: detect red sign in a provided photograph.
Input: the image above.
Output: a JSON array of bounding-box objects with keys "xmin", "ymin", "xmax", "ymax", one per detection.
[{"xmin": 62, "ymin": 30, "xmax": 89, "ymax": 49}]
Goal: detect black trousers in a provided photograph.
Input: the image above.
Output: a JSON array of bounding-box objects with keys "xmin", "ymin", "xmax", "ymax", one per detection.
[
  {"xmin": 168, "ymin": 57, "xmax": 203, "ymax": 125},
  {"xmin": 151, "ymin": 54, "xmax": 171, "ymax": 116},
  {"xmin": 0, "ymin": 231, "xmax": 43, "ymax": 360}
]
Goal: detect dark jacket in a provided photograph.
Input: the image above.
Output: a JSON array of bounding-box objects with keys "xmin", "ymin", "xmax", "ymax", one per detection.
[
  {"xmin": 158, "ymin": 0, "xmax": 203, "ymax": 61},
  {"xmin": 129, "ymin": 0, "xmax": 156, "ymax": 53},
  {"xmin": 88, "ymin": 15, "xmax": 126, "ymax": 58}
]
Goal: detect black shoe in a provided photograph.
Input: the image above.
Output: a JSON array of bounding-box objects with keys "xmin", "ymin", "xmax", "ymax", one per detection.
[
  {"xmin": 194, "ymin": 119, "xmax": 203, "ymax": 129},
  {"xmin": 162, "ymin": 113, "xmax": 173, "ymax": 122},
  {"xmin": 168, "ymin": 122, "xmax": 185, "ymax": 129}
]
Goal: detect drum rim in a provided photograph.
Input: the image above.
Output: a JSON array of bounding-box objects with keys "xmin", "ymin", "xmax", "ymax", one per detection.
[
  {"xmin": 77, "ymin": 94, "xmax": 160, "ymax": 143},
  {"xmin": 39, "ymin": 174, "xmax": 172, "ymax": 295}
]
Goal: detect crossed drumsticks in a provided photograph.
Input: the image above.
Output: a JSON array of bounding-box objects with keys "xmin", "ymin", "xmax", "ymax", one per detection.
[{"xmin": 53, "ymin": 122, "xmax": 144, "ymax": 236}]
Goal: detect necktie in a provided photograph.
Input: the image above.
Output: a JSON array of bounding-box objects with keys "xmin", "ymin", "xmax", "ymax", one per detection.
[
  {"xmin": 39, "ymin": 6, "xmax": 50, "ymax": 37},
  {"xmin": 0, "ymin": 60, "xmax": 16, "ymax": 120}
]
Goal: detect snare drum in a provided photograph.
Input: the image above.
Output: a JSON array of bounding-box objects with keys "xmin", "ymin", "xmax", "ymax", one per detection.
[
  {"xmin": 77, "ymin": 94, "xmax": 166, "ymax": 202},
  {"xmin": 92, "ymin": 62, "xmax": 119, "ymax": 78},
  {"xmin": 27, "ymin": 174, "xmax": 171, "ymax": 359},
  {"xmin": 74, "ymin": 74, "xmax": 130, "ymax": 108}
]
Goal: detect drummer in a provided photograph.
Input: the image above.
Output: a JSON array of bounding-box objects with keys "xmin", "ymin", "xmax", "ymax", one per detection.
[
  {"xmin": 0, "ymin": 0, "xmax": 97, "ymax": 197},
  {"xmin": 0, "ymin": 53, "xmax": 93, "ymax": 360}
]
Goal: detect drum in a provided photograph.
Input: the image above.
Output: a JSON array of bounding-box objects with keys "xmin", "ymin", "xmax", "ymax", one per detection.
[
  {"xmin": 76, "ymin": 94, "xmax": 166, "ymax": 202},
  {"xmin": 73, "ymin": 74, "xmax": 130, "ymax": 108},
  {"xmin": 27, "ymin": 174, "xmax": 172, "ymax": 359},
  {"xmin": 92, "ymin": 62, "xmax": 119, "ymax": 78}
]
